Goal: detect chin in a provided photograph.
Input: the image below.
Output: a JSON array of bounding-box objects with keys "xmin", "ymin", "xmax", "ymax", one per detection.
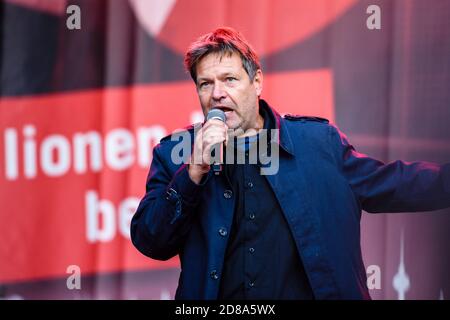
[{"xmin": 225, "ymin": 121, "xmax": 237, "ymax": 129}]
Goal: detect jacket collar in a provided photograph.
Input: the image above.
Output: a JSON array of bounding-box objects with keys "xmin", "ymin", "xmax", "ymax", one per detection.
[{"xmin": 259, "ymin": 99, "xmax": 295, "ymax": 156}]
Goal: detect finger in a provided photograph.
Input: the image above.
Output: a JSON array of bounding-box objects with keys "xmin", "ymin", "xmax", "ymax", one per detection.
[
  {"xmin": 202, "ymin": 144, "xmax": 213, "ymax": 165},
  {"xmin": 202, "ymin": 129, "xmax": 227, "ymax": 145},
  {"xmin": 225, "ymin": 130, "xmax": 229, "ymax": 147},
  {"xmin": 203, "ymin": 135, "xmax": 227, "ymax": 150},
  {"xmin": 203, "ymin": 119, "xmax": 227, "ymax": 132}
]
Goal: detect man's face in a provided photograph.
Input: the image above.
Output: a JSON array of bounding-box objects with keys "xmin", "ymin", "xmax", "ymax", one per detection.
[{"xmin": 195, "ymin": 52, "xmax": 263, "ymax": 135}]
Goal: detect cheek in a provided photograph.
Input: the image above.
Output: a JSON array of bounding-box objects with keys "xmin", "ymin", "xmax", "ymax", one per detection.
[{"xmin": 198, "ymin": 93, "xmax": 209, "ymax": 107}]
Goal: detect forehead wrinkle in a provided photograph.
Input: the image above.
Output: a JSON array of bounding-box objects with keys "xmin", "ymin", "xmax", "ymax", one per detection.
[{"xmin": 197, "ymin": 55, "xmax": 243, "ymax": 80}]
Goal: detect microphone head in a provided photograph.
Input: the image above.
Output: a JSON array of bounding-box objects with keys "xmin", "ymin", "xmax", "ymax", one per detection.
[{"xmin": 206, "ymin": 108, "xmax": 226, "ymax": 122}]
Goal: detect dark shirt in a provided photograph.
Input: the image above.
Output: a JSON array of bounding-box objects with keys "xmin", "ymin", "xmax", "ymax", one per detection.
[{"xmin": 218, "ymin": 104, "xmax": 314, "ymax": 299}]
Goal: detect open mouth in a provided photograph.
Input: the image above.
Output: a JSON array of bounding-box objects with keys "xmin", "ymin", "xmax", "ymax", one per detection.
[{"xmin": 213, "ymin": 106, "xmax": 234, "ymax": 112}]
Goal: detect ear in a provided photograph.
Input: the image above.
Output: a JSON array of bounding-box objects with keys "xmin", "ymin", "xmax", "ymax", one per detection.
[{"xmin": 253, "ymin": 69, "xmax": 263, "ymax": 97}]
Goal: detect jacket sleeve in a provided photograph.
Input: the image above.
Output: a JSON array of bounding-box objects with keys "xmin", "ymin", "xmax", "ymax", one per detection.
[
  {"xmin": 130, "ymin": 143, "xmax": 209, "ymax": 260},
  {"xmin": 329, "ymin": 124, "xmax": 450, "ymax": 213}
]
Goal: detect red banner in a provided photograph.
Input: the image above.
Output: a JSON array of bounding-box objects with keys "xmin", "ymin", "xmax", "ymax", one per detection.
[{"xmin": 0, "ymin": 70, "xmax": 333, "ymax": 283}]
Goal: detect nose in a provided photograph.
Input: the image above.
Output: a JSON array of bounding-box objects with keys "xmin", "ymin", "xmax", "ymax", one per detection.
[{"xmin": 212, "ymin": 81, "xmax": 226, "ymax": 101}]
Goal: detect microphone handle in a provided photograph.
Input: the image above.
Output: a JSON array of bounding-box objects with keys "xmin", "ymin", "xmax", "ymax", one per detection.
[
  {"xmin": 206, "ymin": 110, "xmax": 226, "ymax": 175},
  {"xmin": 211, "ymin": 142, "xmax": 223, "ymax": 175}
]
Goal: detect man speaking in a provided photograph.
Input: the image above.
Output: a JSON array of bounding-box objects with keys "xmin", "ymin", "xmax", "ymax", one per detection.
[{"xmin": 130, "ymin": 27, "xmax": 450, "ymax": 299}]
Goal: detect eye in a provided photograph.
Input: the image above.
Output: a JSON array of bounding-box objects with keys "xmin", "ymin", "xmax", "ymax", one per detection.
[
  {"xmin": 199, "ymin": 81, "xmax": 211, "ymax": 89},
  {"xmin": 226, "ymin": 77, "xmax": 237, "ymax": 82}
]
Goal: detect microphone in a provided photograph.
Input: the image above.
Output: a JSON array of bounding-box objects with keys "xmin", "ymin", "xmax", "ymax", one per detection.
[{"xmin": 206, "ymin": 108, "xmax": 226, "ymax": 174}]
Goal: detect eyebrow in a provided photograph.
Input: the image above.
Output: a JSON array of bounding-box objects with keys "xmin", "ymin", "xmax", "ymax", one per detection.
[
  {"xmin": 196, "ymin": 77, "xmax": 210, "ymax": 83},
  {"xmin": 197, "ymin": 72, "xmax": 238, "ymax": 82}
]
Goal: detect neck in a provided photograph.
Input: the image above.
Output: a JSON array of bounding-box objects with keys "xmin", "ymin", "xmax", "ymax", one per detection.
[{"xmin": 236, "ymin": 113, "xmax": 264, "ymax": 138}]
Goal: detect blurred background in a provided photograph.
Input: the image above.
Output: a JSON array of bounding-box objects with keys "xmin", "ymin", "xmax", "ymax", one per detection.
[{"xmin": 0, "ymin": 0, "xmax": 449, "ymax": 300}]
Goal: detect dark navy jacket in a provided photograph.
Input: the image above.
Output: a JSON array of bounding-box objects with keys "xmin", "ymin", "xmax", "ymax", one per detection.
[{"xmin": 131, "ymin": 100, "xmax": 450, "ymax": 299}]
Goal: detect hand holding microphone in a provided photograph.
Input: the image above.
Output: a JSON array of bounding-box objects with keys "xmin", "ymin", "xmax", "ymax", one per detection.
[
  {"xmin": 188, "ymin": 108, "xmax": 228, "ymax": 184},
  {"xmin": 206, "ymin": 109, "xmax": 226, "ymax": 174}
]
